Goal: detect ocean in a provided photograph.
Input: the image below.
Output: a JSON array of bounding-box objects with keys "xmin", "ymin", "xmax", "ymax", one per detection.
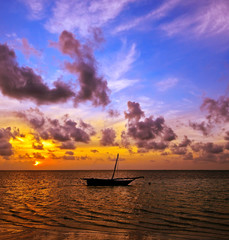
[{"xmin": 0, "ymin": 170, "xmax": 228, "ymax": 239}]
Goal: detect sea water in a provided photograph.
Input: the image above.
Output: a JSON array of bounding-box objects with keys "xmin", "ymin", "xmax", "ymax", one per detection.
[{"xmin": 0, "ymin": 170, "xmax": 228, "ymax": 239}]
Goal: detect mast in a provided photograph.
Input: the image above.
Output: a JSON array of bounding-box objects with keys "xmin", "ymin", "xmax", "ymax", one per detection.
[{"xmin": 111, "ymin": 153, "xmax": 119, "ymax": 179}]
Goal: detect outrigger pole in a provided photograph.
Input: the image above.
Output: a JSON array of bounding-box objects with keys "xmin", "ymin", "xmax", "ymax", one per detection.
[{"xmin": 111, "ymin": 153, "xmax": 119, "ymax": 179}]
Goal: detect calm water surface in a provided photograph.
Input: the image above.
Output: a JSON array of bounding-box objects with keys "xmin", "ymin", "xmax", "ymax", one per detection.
[{"xmin": 0, "ymin": 170, "xmax": 228, "ymax": 239}]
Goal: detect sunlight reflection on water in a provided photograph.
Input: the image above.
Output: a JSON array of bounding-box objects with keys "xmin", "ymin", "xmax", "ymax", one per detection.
[{"xmin": 0, "ymin": 170, "xmax": 229, "ymax": 239}]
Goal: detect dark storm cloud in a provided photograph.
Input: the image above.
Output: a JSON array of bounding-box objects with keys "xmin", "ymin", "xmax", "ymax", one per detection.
[
  {"xmin": 124, "ymin": 101, "xmax": 177, "ymax": 151},
  {"xmin": 100, "ymin": 128, "xmax": 117, "ymax": 146},
  {"xmin": 201, "ymin": 96, "xmax": 229, "ymax": 123},
  {"xmin": 189, "ymin": 121, "xmax": 212, "ymax": 136},
  {"xmin": 0, "ymin": 127, "xmax": 20, "ymax": 158},
  {"xmin": 52, "ymin": 30, "xmax": 110, "ymax": 107},
  {"xmin": 0, "ymin": 44, "xmax": 74, "ymax": 104}
]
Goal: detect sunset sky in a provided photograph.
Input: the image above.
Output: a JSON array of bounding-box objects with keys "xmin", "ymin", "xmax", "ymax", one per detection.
[{"xmin": 0, "ymin": 0, "xmax": 229, "ymax": 170}]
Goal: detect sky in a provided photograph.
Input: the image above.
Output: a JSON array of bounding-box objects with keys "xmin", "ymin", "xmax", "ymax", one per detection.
[{"xmin": 0, "ymin": 0, "xmax": 229, "ymax": 170}]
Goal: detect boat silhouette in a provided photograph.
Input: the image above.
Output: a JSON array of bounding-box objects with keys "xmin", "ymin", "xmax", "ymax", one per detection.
[{"xmin": 82, "ymin": 154, "xmax": 144, "ymax": 186}]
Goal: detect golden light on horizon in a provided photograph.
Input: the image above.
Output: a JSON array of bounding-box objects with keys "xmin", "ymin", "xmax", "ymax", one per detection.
[{"xmin": 34, "ymin": 161, "xmax": 41, "ymax": 166}]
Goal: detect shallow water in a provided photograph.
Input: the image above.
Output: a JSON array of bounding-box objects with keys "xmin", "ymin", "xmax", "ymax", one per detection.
[{"xmin": 0, "ymin": 170, "xmax": 228, "ymax": 239}]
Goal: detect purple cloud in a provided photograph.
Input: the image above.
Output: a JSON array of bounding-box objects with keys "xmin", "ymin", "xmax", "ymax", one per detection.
[
  {"xmin": 0, "ymin": 127, "xmax": 20, "ymax": 158},
  {"xmin": 0, "ymin": 44, "xmax": 74, "ymax": 104},
  {"xmin": 124, "ymin": 101, "xmax": 177, "ymax": 151},
  {"xmin": 189, "ymin": 121, "xmax": 212, "ymax": 136},
  {"xmin": 100, "ymin": 128, "xmax": 117, "ymax": 146},
  {"xmin": 201, "ymin": 96, "xmax": 229, "ymax": 124},
  {"xmin": 17, "ymin": 108, "xmax": 95, "ymax": 149},
  {"xmin": 52, "ymin": 30, "xmax": 110, "ymax": 107}
]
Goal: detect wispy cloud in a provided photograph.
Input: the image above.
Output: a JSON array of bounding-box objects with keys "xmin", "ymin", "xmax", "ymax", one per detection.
[
  {"xmin": 20, "ymin": 0, "xmax": 50, "ymax": 20},
  {"xmin": 103, "ymin": 43, "xmax": 139, "ymax": 92},
  {"xmin": 161, "ymin": 0, "xmax": 229, "ymax": 38},
  {"xmin": 155, "ymin": 78, "xmax": 178, "ymax": 92},
  {"xmin": 45, "ymin": 0, "xmax": 134, "ymax": 35},
  {"xmin": 11, "ymin": 37, "xmax": 41, "ymax": 59},
  {"xmin": 114, "ymin": 0, "xmax": 181, "ymax": 33}
]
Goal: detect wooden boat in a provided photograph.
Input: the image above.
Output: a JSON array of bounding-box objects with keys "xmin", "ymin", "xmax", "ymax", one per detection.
[{"xmin": 82, "ymin": 154, "xmax": 144, "ymax": 186}]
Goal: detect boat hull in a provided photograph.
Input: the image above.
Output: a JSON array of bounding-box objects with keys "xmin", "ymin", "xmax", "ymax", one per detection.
[{"xmin": 83, "ymin": 178, "xmax": 134, "ymax": 186}]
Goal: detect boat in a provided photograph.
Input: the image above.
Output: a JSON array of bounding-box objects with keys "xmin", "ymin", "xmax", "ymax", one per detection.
[{"xmin": 82, "ymin": 154, "xmax": 144, "ymax": 186}]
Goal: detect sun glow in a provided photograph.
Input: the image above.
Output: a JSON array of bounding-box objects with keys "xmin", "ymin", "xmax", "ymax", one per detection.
[{"xmin": 34, "ymin": 161, "xmax": 41, "ymax": 166}]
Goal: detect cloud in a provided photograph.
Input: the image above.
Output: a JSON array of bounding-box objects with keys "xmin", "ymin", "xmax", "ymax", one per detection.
[
  {"xmin": 65, "ymin": 151, "xmax": 74, "ymax": 155},
  {"xmin": 124, "ymin": 101, "xmax": 177, "ymax": 151},
  {"xmin": 19, "ymin": 38, "xmax": 41, "ymax": 58},
  {"xmin": 225, "ymin": 142, "xmax": 229, "ymax": 150},
  {"xmin": 201, "ymin": 96, "xmax": 229, "ymax": 124},
  {"xmin": 191, "ymin": 142, "xmax": 224, "ymax": 154},
  {"xmin": 107, "ymin": 109, "xmax": 120, "ymax": 118},
  {"xmin": 120, "ymin": 131, "xmax": 131, "ymax": 148},
  {"xmin": 0, "ymin": 128, "xmax": 13, "ymax": 157},
  {"xmin": 138, "ymin": 140, "xmax": 168, "ymax": 150},
  {"xmin": 183, "ymin": 152, "xmax": 193, "ymax": 160},
  {"xmin": 100, "ymin": 128, "xmax": 117, "ymax": 146},
  {"xmin": 91, "ymin": 149, "xmax": 99, "ymax": 153},
  {"xmin": 155, "ymin": 78, "xmax": 178, "ymax": 92},
  {"xmin": 32, "ymin": 141, "xmax": 44, "ymax": 150},
  {"xmin": 114, "ymin": 0, "xmax": 181, "ymax": 33},
  {"xmin": 161, "ymin": 0, "xmax": 229, "ymax": 38},
  {"xmin": 63, "ymin": 155, "xmax": 75, "ymax": 160},
  {"xmin": 179, "ymin": 135, "xmax": 192, "ymax": 147},
  {"xmin": 10, "ymin": 37, "xmax": 41, "ymax": 59},
  {"xmin": 189, "ymin": 96, "xmax": 229, "ymax": 136},
  {"xmin": 105, "ymin": 43, "xmax": 139, "ymax": 92},
  {"xmin": 163, "ymin": 127, "xmax": 177, "ymax": 141},
  {"xmin": 225, "ymin": 131, "xmax": 229, "ymax": 141},
  {"xmin": 33, "ymin": 152, "xmax": 45, "ymax": 159},
  {"xmin": 124, "ymin": 101, "xmax": 145, "ymax": 122},
  {"xmin": 60, "ymin": 141, "xmax": 76, "ymax": 149},
  {"xmin": 0, "ymin": 44, "xmax": 74, "ymax": 104},
  {"xmin": 20, "ymin": 0, "xmax": 49, "ymax": 20},
  {"xmin": 0, "ymin": 127, "xmax": 21, "ymax": 158},
  {"xmin": 203, "ymin": 142, "xmax": 224, "ymax": 154},
  {"xmin": 17, "ymin": 108, "xmax": 95, "ymax": 149},
  {"xmin": 189, "ymin": 121, "xmax": 212, "ymax": 136},
  {"xmin": 171, "ymin": 144, "xmax": 187, "ymax": 155},
  {"xmin": 75, "ymin": 155, "xmax": 90, "ymax": 161},
  {"xmin": 52, "ymin": 30, "xmax": 110, "ymax": 107},
  {"xmin": 45, "ymin": 0, "xmax": 133, "ymax": 35}
]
